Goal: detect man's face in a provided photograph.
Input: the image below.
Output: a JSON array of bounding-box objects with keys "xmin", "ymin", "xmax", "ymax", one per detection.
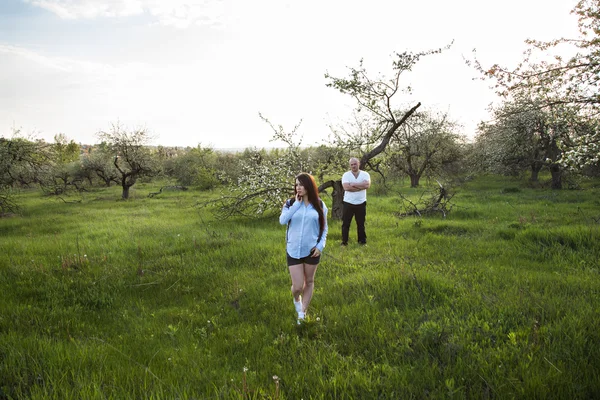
[{"xmin": 349, "ymin": 160, "xmax": 359, "ymax": 173}]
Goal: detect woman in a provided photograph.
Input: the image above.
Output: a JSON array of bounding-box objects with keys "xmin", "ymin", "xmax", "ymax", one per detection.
[{"xmin": 279, "ymin": 173, "xmax": 328, "ymax": 323}]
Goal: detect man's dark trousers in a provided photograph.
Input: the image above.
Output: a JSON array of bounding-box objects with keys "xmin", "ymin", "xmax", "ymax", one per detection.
[{"xmin": 342, "ymin": 201, "xmax": 367, "ymax": 244}]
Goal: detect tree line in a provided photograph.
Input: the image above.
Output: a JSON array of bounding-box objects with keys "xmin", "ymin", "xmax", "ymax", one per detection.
[{"xmin": 3, "ymin": 0, "xmax": 599, "ymax": 216}]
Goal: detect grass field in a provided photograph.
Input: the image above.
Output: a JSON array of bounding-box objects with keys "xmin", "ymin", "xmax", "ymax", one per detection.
[{"xmin": 1, "ymin": 175, "xmax": 599, "ymax": 399}]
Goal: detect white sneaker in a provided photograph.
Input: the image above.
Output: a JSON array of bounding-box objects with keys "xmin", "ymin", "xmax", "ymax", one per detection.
[
  {"xmin": 293, "ymin": 299, "xmax": 303, "ymax": 314},
  {"xmin": 297, "ymin": 311, "xmax": 305, "ymax": 324}
]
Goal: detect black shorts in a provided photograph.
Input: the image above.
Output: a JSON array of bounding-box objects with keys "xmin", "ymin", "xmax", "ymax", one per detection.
[{"xmin": 287, "ymin": 252, "xmax": 321, "ymax": 266}]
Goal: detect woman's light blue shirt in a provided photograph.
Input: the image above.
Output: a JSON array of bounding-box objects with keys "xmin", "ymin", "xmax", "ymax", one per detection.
[{"xmin": 279, "ymin": 199, "xmax": 328, "ymax": 259}]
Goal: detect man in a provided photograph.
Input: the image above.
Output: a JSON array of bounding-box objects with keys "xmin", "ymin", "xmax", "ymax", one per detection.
[{"xmin": 341, "ymin": 157, "xmax": 371, "ymax": 246}]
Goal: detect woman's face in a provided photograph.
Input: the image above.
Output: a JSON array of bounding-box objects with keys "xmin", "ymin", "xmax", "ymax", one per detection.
[{"xmin": 295, "ymin": 179, "xmax": 306, "ymax": 197}]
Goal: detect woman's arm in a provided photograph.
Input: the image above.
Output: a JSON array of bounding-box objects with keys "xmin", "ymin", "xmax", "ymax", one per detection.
[{"xmin": 279, "ymin": 200, "xmax": 301, "ymax": 225}]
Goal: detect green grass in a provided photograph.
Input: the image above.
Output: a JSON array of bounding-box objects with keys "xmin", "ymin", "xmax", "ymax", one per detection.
[{"xmin": 1, "ymin": 176, "xmax": 600, "ymax": 399}]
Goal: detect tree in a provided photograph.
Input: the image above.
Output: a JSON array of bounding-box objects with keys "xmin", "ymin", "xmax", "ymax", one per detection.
[
  {"xmin": 210, "ymin": 116, "xmax": 305, "ymax": 219},
  {"xmin": 0, "ymin": 130, "xmax": 50, "ymax": 213},
  {"xmin": 80, "ymin": 143, "xmax": 120, "ymax": 187},
  {"xmin": 164, "ymin": 144, "xmax": 219, "ymax": 190},
  {"xmin": 475, "ymin": 97, "xmax": 568, "ymax": 188},
  {"xmin": 472, "ymin": 0, "xmax": 600, "ymax": 170},
  {"xmin": 323, "ymin": 45, "xmax": 451, "ymax": 216},
  {"xmin": 52, "ymin": 133, "xmax": 80, "ymax": 164},
  {"xmin": 40, "ymin": 134, "xmax": 83, "ymax": 195},
  {"xmin": 387, "ymin": 110, "xmax": 464, "ymax": 187},
  {"xmin": 96, "ymin": 123, "xmax": 160, "ymax": 199},
  {"xmin": 210, "ymin": 46, "xmax": 451, "ymax": 220}
]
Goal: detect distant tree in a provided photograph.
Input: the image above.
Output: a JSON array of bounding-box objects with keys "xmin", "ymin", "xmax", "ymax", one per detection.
[
  {"xmin": 40, "ymin": 134, "xmax": 83, "ymax": 195},
  {"xmin": 52, "ymin": 133, "xmax": 80, "ymax": 164},
  {"xmin": 0, "ymin": 129, "xmax": 50, "ymax": 213},
  {"xmin": 387, "ymin": 110, "xmax": 464, "ymax": 187},
  {"xmin": 214, "ymin": 151, "xmax": 245, "ymax": 185},
  {"xmin": 96, "ymin": 123, "xmax": 160, "ymax": 199},
  {"xmin": 472, "ymin": 0, "xmax": 600, "ymax": 170},
  {"xmin": 475, "ymin": 97, "xmax": 568, "ymax": 188},
  {"xmin": 80, "ymin": 143, "xmax": 120, "ymax": 187},
  {"xmin": 155, "ymin": 145, "xmax": 181, "ymax": 161},
  {"xmin": 164, "ymin": 144, "xmax": 219, "ymax": 190},
  {"xmin": 1, "ymin": 138, "xmax": 42, "ymax": 187},
  {"xmin": 70, "ymin": 161, "xmax": 95, "ymax": 187}
]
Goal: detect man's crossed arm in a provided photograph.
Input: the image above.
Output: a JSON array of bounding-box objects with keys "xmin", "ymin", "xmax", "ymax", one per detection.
[{"xmin": 343, "ymin": 180, "xmax": 371, "ymax": 192}]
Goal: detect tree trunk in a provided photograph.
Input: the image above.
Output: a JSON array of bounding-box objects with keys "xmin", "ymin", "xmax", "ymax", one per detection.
[
  {"xmin": 318, "ymin": 180, "xmax": 344, "ymax": 220},
  {"xmin": 530, "ymin": 169, "xmax": 538, "ymax": 182},
  {"xmin": 409, "ymin": 173, "xmax": 421, "ymax": 188},
  {"xmin": 122, "ymin": 185, "xmax": 131, "ymax": 199},
  {"xmin": 550, "ymin": 164, "xmax": 562, "ymax": 190},
  {"xmin": 547, "ymin": 137, "xmax": 562, "ymax": 190},
  {"xmin": 530, "ymin": 162, "xmax": 542, "ymax": 182}
]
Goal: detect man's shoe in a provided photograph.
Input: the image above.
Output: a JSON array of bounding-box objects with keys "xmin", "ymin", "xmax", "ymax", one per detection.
[{"xmin": 341, "ymin": 242, "xmax": 348, "ymax": 246}]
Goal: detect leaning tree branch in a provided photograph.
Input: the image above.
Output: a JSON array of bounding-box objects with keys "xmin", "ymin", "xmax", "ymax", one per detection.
[{"xmin": 360, "ymin": 102, "xmax": 421, "ymax": 168}]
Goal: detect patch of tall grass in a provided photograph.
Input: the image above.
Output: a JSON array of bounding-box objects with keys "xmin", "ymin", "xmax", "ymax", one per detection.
[{"xmin": 1, "ymin": 175, "xmax": 599, "ymax": 398}]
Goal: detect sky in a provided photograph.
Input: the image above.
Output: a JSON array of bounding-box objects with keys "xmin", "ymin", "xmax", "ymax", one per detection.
[{"xmin": 0, "ymin": 0, "xmax": 581, "ymax": 149}]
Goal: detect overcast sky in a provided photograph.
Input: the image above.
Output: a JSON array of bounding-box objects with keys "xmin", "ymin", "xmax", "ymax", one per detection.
[{"xmin": 1, "ymin": 0, "xmax": 580, "ymax": 149}]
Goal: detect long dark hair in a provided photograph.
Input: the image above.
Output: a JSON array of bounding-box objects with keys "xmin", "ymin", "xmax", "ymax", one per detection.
[{"xmin": 293, "ymin": 173, "xmax": 325, "ymax": 238}]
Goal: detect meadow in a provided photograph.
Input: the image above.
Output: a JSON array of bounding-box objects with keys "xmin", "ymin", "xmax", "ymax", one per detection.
[{"xmin": 1, "ymin": 175, "xmax": 599, "ymax": 399}]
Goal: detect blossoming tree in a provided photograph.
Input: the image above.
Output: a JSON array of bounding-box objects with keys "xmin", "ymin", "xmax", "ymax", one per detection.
[{"xmin": 473, "ymin": 0, "xmax": 600, "ymax": 171}]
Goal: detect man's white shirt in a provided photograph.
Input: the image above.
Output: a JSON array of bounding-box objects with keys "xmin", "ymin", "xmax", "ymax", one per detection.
[{"xmin": 342, "ymin": 170, "xmax": 370, "ymax": 204}]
